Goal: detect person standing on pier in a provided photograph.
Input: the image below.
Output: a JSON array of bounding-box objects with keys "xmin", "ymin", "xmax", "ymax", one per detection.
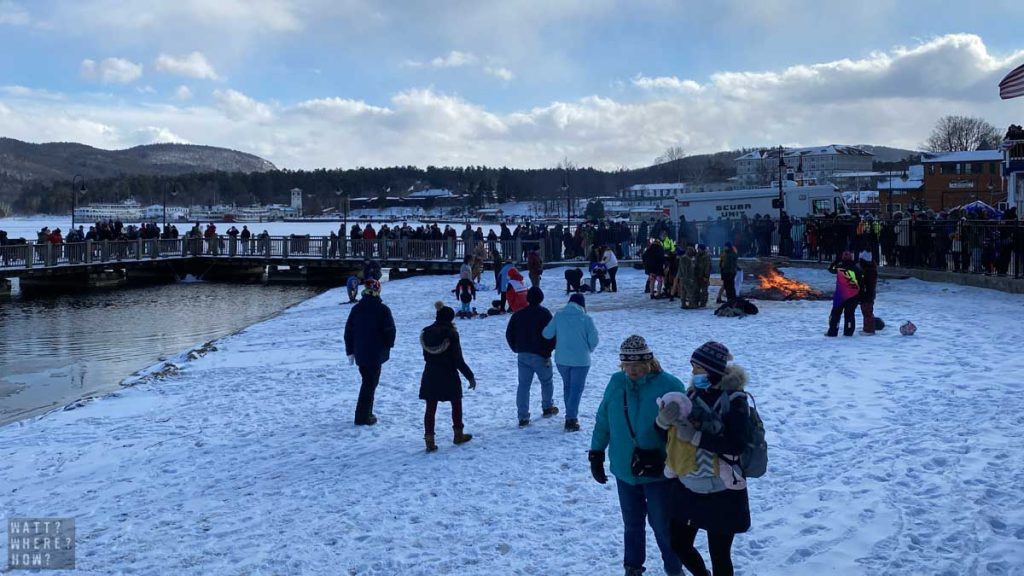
[{"xmin": 344, "ymin": 279, "xmax": 396, "ymax": 426}]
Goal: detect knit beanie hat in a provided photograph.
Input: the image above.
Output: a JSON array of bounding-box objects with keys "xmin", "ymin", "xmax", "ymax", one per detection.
[
  {"xmin": 527, "ymin": 286, "xmax": 544, "ymax": 305},
  {"xmin": 434, "ymin": 301, "xmax": 455, "ymax": 323},
  {"xmin": 690, "ymin": 341, "xmax": 731, "ymax": 382},
  {"xmin": 363, "ymin": 278, "xmax": 381, "ymax": 296},
  {"xmin": 569, "ymin": 293, "xmax": 586, "ymax": 309},
  {"xmin": 619, "ymin": 335, "xmax": 653, "ymax": 362},
  {"xmin": 859, "ymin": 250, "xmax": 872, "ymax": 262}
]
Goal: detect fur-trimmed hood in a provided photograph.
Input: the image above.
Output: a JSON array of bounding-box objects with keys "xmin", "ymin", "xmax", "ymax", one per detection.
[
  {"xmin": 716, "ymin": 365, "xmax": 748, "ymax": 392},
  {"xmin": 420, "ymin": 323, "xmax": 455, "ymax": 355}
]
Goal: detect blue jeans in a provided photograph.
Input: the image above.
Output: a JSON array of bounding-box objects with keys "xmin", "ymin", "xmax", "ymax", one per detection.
[
  {"xmin": 556, "ymin": 364, "xmax": 589, "ymax": 420},
  {"xmin": 616, "ymin": 478, "xmax": 682, "ymax": 574},
  {"xmin": 517, "ymin": 353, "xmax": 554, "ymax": 420}
]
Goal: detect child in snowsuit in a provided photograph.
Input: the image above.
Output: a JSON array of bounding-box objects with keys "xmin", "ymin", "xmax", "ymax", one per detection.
[
  {"xmin": 453, "ymin": 277, "xmax": 477, "ymax": 317},
  {"xmin": 826, "ymin": 251, "xmax": 863, "ymax": 337},
  {"xmin": 589, "ymin": 261, "xmax": 609, "ymax": 292}
]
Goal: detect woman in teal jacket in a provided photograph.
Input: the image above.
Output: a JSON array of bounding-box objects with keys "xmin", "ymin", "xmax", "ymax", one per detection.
[
  {"xmin": 542, "ymin": 293, "xmax": 599, "ymax": 432},
  {"xmin": 589, "ymin": 335, "xmax": 685, "ymax": 576}
]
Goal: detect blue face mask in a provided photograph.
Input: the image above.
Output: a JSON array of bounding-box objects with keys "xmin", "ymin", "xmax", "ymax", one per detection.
[{"xmin": 691, "ymin": 374, "xmax": 711, "ymax": 390}]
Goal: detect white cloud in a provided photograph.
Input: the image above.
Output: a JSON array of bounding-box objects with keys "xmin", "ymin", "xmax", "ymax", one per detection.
[
  {"xmin": 632, "ymin": 75, "xmax": 702, "ymax": 94},
  {"xmin": 155, "ymin": 52, "xmax": 220, "ymax": 80},
  {"xmin": 4, "ymin": 34, "xmax": 1022, "ymax": 171},
  {"xmin": 136, "ymin": 85, "xmax": 156, "ymax": 94},
  {"xmin": 80, "ymin": 57, "xmax": 144, "ymax": 84},
  {"xmin": 174, "ymin": 85, "xmax": 194, "ymax": 101},
  {"xmin": 213, "ymin": 88, "xmax": 272, "ymax": 122},
  {"xmin": 0, "ymin": 0, "xmax": 29, "ymax": 25},
  {"xmin": 430, "ymin": 50, "xmax": 478, "ymax": 68},
  {"xmin": 1, "ymin": 85, "xmax": 64, "ymax": 100},
  {"xmin": 133, "ymin": 126, "xmax": 190, "ymax": 144},
  {"xmin": 484, "ymin": 67, "xmax": 514, "ymax": 81}
]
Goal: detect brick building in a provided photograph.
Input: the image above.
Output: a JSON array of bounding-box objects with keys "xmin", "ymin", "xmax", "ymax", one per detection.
[{"xmin": 922, "ymin": 150, "xmax": 1005, "ymax": 211}]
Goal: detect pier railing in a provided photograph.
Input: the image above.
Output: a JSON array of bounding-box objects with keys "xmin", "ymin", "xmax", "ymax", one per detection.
[{"xmin": 0, "ymin": 236, "xmax": 544, "ymax": 272}]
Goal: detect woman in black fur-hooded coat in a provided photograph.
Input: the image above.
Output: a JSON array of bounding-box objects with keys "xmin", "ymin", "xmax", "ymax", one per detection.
[{"xmin": 420, "ymin": 302, "xmax": 476, "ymax": 452}]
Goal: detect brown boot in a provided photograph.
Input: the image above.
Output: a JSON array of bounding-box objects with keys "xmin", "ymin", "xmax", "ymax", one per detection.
[
  {"xmin": 453, "ymin": 427, "xmax": 473, "ymax": 445},
  {"xmin": 424, "ymin": 434, "xmax": 438, "ymax": 453}
]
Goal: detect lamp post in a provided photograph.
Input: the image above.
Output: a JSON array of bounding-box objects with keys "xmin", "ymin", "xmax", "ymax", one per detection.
[
  {"xmin": 163, "ymin": 181, "xmax": 178, "ymax": 230},
  {"xmin": 561, "ymin": 172, "xmax": 570, "ymax": 229},
  {"xmin": 777, "ymin": 146, "xmax": 785, "ymax": 222},
  {"xmin": 71, "ymin": 175, "xmax": 87, "ymax": 229},
  {"xmin": 335, "ymin": 187, "xmax": 349, "ymax": 231}
]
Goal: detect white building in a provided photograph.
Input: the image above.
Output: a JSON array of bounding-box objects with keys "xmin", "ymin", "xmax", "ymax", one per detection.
[
  {"xmin": 735, "ymin": 145, "xmax": 875, "ymax": 185},
  {"xmin": 290, "ymin": 188, "xmax": 303, "ymax": 214}
]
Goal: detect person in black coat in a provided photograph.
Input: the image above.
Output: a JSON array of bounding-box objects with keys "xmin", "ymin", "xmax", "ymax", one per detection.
[
  {"xmin": 343, "ymin": 279, "xmax": 396, "ymax": 425},
  {"xmin": 420, "ymin": 302, "xmax": 476, "ymax": 452},
  {"xmin": 505, "ymin": 286, "xmax": 557, "ymax": 426}
]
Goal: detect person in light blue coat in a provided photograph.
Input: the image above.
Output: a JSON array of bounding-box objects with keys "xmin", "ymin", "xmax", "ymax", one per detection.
[
  {"xmin": 542, "ymin": 293, "xmax": 599, "ymax": 432},
  {"xmin": 589, "ymin": 335, "xmax": 685, "ymax": 576}
]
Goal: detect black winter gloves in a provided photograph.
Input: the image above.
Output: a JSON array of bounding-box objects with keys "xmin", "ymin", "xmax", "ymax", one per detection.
[
  {"xmin": 588, "ymin": 450, "xmax": 608, "ymax": 484},
  {"xmin": 468, "ymin": 378, "xmax": 477, "ymax": 390}
]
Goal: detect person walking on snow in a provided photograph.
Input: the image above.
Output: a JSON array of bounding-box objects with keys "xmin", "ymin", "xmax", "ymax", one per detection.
[
  {"xmin": 527, "ymin": 248, "xmax": 543, "ymax": 288},
  {"xmin": 659, "ymin": 341, "xmax": 751, "ymax": 576},
  {"xmin": 826, "ymin": 251, "xmax": 862, "ymax": 337},
  {"xmin": 694, "ymin": 244, "xmax": 712, "ymax": 308},
  {"xmin": 506, "ymin": 287, "xmax": 558, "ymax": 427},
  {"xmin": 419, "ymin": 302, "xmax": 476, "ymax": 452},
  {"xmin": 542, "ymin": 293, "xmax": 599, "ymax": 432},
  {"xmin": 343, "ymin": 279, "xmax": 396, "ymax": 425},
  {"xmin": 589, "ymin": 335, "xmax": 685, "ymax": 576}
]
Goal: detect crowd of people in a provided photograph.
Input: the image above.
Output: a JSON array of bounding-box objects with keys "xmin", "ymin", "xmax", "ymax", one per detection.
[{"xmin": 341, "ymin": 248, "xmax": 763, "ymax": 575}]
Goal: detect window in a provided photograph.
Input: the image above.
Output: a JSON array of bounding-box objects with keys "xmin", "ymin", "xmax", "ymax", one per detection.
[
  {"xmin": 941, "ymin": 164, "xmax": 956, "ymax": 175},
  {"xmin": 813, "ymin": 199, "xmax": 831, "ymax": 214}
]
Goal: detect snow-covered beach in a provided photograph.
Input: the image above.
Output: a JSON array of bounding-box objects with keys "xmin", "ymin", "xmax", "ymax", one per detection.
[{"xmin": 2, "ymin": 267, "xmax": 1023, "ymax": 575}]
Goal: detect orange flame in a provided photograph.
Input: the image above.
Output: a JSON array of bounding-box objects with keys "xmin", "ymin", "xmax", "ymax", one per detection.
[{"xmin": 756, "ymin": 269, "xmax": 824, "ymax": 300}]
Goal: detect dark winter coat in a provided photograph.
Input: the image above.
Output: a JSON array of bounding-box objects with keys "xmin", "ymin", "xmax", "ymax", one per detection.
[
  {"xmin": 665, "ymin": 366, "xmax": 751, "ymax": 534},
  {"xmin": 720, "ymin": 248, "xmax": 738, "ymax": 275},
  {"xmin": 343, "ymin": 295, "xmax": 396, "ymax": 367},
  {"xmin": 859, "ymin": 260, "xmax": 878, "ymax": 304},
  {"xmin": 642, "ymin": 242, "xmax": 665, "ymax": 275},
  {"xmin": 418, "ymin": 322, "xmax": 474, "ymax": 402},
  {"xmin": 505, "ymin": 304, "xmax": 555, "ymax": 358}
]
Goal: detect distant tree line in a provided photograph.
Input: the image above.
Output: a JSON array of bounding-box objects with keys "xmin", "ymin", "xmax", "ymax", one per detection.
[{"xmin": 13, "ymin": 158, "xmax": 740, "ymax": 215}]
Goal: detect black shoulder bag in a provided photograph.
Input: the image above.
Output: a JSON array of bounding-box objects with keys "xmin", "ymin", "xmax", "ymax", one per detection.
[{"xmin": 623, "ymin": 389, "xmax": 665, "ymax": 478}]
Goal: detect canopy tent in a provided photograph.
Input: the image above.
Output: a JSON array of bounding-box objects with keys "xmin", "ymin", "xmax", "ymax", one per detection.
[{"xmin": 950, "ymin": 200, "xmax": 1003, "ymax": 219}]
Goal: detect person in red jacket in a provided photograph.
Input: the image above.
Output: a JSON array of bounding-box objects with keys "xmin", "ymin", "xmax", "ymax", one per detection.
[{"xmin": 506, "ymin": 267, "xmax": 530, "ymax": 312}]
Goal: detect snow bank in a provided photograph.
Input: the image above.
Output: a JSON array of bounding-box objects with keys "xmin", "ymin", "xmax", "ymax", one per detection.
[{"xmin": 2, "ymin": 267, "xmax": 1023, "ymax": 575}]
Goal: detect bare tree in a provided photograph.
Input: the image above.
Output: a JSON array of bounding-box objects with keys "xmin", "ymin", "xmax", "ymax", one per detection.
[
  {"xmin": 654, "ymin": 145, "xmax": 686, "ymax": 165},
  {"xmin": 924, "ymin": 115, "xmax": 1002, "ymax": 153}
]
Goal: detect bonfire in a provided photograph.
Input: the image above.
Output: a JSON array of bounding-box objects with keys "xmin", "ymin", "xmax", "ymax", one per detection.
[{"xmin": 743, "ymin": 266, "xmax": 829, "ymax": 301}]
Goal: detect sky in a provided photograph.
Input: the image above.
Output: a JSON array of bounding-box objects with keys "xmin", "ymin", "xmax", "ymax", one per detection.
[{"xmin": 1, "ymin": 0, "xmax": 1024, "ymax": 171}]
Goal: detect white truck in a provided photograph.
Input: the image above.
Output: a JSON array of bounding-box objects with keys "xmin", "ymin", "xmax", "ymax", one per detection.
[{"xmin": 668, "ymin": 183, "xmax": 849, "ymax": 221}]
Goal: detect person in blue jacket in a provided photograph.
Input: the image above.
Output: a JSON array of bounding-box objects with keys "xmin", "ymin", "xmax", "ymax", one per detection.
[
  {"xmin": 589, "ymin": 335, "xmax": 685, "ymax": 576},
  {"xmin": 343, "ymin": 279, "xmax": 396, "ymax": 426},
  {"xmin": 542, "ymin": 293, "xmax": 599, "ymax": 432}
]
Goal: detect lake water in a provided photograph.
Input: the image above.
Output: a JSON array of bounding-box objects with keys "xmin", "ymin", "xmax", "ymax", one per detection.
[{"xmin": 0, "ymin": 279, "xmax": 322, "ymax": 427}]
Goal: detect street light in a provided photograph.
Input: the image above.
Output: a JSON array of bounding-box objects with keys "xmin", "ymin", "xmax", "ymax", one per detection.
[
  {"xmin": 776, "ymin": 146, "xmax": 786, "ymax": 222},
  {"xmin": 71, "ymin": 175, "xmax": 87, "ymax": 229},
  {"xmin": 335, "ymin": 187, "xmax": 348, "ymax": 231},
  {"xmin": 887, "ymin": 168, "xmax": 908, "ymax": 216},
  {"xmin": 163, "ymin": 181, "xmax": 179, "ymax": 230},
  {"xmin": 561, "ymin": 172, "xmax": 570, "ymax": 229}
]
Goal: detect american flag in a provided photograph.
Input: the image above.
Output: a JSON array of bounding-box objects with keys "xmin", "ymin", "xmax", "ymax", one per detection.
[{"xmin": 1000, "ymin": 62, "xmax": 1024, "ymax": 100}]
